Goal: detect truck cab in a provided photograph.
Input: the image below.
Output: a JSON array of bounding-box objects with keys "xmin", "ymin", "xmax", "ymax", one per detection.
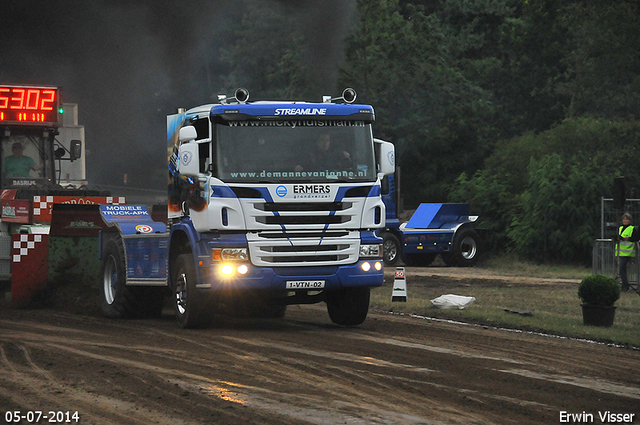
[
  {"xmin": 163, "ymin": 89, "xmax": 396, "ymax": 327},
  {"xmin": 97, "ymin": 89, "xmax": 396, "ymax": 328}
]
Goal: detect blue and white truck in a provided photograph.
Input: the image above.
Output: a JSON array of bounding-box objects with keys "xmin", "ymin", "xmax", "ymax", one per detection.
[
  {"xmin": 99, "ymin": 89, "xmax": 396, "ymax": 328},
  {"xmin": 378, "ymin": 169, "xmax": 481, "ymax": 267}
]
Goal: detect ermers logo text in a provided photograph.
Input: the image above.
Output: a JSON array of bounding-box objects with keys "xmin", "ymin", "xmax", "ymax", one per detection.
[{"xmin": 293, "ymin": 185, "xmax": 331, "ymax": 194}]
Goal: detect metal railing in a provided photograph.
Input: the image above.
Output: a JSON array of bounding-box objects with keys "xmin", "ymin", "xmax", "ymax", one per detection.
[
  {"xmin": 592, "ymin": 239, "xmax": 639, "ymax": 288},
  {"xmin": 600, "ymin": 197, "xmax": 640, "ymax": 239}
]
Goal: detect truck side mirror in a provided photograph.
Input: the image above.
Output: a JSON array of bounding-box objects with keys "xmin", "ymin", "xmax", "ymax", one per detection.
[
  {"xmin": 177, "ymin": 142, "xmax": 200, "ymax": 177},
  {"xmin": 375, "ymin": 139, "xmax": 395, "ymax": 176},
  {"xmin": 70, "ymin": 140, "xmax": 82, "ymax": 160},
  {"xmin": 179, "ymin": 126, "xmax": 198, "ymax": 142}
]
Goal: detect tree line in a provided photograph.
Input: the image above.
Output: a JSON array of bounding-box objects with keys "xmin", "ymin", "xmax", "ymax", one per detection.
[{"xmin": 218, "ymin": 0, "xmax": 640, "ymax": 264}]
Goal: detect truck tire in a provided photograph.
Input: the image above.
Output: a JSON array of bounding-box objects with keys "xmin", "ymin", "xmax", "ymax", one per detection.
[
  {"xmin": 442, "ymin": 228, "xmax": 481, "ymax": 267},
  {"xmin": 173, "ymin": 253, "xmax": 211, "ymax": 328},
  {"xmin": 326, "ymin": 287, "xmax": 370, "ymax": 326},
  {"xmin": 100, "ymin": 238, "xmax": 138, "ymax": 318},
  {"xmin": 382, "ymin": 233, "xmax": 401, "ymax": 266}
]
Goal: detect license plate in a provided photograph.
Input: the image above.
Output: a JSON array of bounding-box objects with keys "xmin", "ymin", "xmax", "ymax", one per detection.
[{"xmin": 286, "ymin": 280, "xmax": 326, "ymax": 289}]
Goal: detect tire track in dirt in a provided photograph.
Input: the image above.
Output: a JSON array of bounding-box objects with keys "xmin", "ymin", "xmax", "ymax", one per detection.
[
  {"xmin": 150, "ymin": 325, "xmax": 476, "ymax": 422},
  {"xmin": 0, "ymin": 342, "xmax": 175, "ymax": 425},
  {"xmin": 347, "ymin": 326, "xmax": 640, "ymax": 399},
  {"xmin": 0, "ymin": 322, "xmax": 276, "ymax": 425},
  {"xmin": 42, "ymin": 341, "xmax": 440, "ymax": 424},
  {"xmin": 365, "ymin": 309, "xmax": 640, "ymax": 396},
  {"xmin": 1, "ymin": 302, "xmax": 639, "ymax": 424},
  {"xmin": 148, "ymin": 324, "xmax": 556, "ymax": 423},
  {"xmin": 1, "ymin": 317, "xmax": 488, "ymax": 424},
  {"xmin": 149, "ymin": 325, "xmax": 450, "ymax": 421}
]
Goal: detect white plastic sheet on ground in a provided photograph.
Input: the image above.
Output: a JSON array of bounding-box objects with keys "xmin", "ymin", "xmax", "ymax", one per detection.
[{"xmin": 430, "ymin": 294, "xmax": 476, "ymax": 310}]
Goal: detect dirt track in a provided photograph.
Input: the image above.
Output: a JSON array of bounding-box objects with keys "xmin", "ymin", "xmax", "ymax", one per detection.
[{"xmin": 1, "ymin": 273, "xmax": 639, "ymax": 425}]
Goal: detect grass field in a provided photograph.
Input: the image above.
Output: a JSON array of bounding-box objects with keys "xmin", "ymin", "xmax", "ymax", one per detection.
[{"xmin": 370, "ymin": 257, "xmax": 640, "ymax": 348}]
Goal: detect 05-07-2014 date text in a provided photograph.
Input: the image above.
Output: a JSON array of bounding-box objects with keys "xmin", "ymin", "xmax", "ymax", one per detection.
[{"xmin": 4, "ymin": 411, "xmax": 80, "ymax": 423}]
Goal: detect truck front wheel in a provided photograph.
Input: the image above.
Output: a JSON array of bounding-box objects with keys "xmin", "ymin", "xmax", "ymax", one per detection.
[
  {"xmin": 173, "ymin": 253, "xmax": 211, "ymax": 328},
  {"xmin": 382, "ymin": 233, "xmax": 401, "ymax": 266},
  {"xmin": 442, "ymin": 228, "xmax": 481, "ymax": 267},
  {"xmin": 326, "ymin": 287, "xmax": 370, "ymax": 326}
]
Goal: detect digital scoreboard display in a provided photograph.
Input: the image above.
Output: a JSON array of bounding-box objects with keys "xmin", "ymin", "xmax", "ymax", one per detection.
[{"xmin": 0, "ymin": 85, "xmax": 60, "ymax": 126}]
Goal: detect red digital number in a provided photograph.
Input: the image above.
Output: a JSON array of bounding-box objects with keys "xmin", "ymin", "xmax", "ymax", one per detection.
[
  {"xmin": 9, "ymin": 88, "xmax": 26, "ymax": 109},
  {"xmin": 0, "ymin": 87, "xmax": 58, "ymax": 123},
  {"xmin": 0, "ymin": 87, "xmax": 9, "ymax": 108},
  {"xmin": 25, "ymin": 89, "xmax": 41, "ymax": 110},
  {"xmin": 0, "ymin": 88, "xmax": 56, "ymax": 111},
  {"xmin": 40, "ymin": 89, "xmax": 56, "ymax": 111}
]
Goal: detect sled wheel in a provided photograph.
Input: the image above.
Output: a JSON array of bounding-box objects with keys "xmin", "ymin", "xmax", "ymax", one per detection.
[
  {"xmin": 382, "ymin": 233, "xmax": 401, "ymax": 266},
  {"xmin": 442, "ymin": 228, "xmax": 481, "ymax": 267}
]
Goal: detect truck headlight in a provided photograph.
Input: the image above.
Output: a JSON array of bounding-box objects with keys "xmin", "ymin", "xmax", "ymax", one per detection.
[
  {"xmin": 222, "ymin": 248, "xmax": 248, "ymax": 261},
  {"xmin": 212, "ymin": 248, "xmax": 249, "ymax": 261},
  {"xmin": 359, "ymin": 244, "xmax": 382, "ymax": 259},
  {"xmin": 219, "ymin": 263, "xmax": 250, "ymax": 277}
]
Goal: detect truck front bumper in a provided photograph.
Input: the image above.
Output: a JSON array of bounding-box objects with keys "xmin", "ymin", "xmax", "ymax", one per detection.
[{"xmin": 196, "ymin": 260, "xmax": 384, "ymax": 292}]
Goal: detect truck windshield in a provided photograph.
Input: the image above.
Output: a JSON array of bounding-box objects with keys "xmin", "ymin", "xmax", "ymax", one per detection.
[
  {"xmin": 214, "ymin": 120, "xmax": 376, "ymax": 183},
  {"xmin": 1, "ymin": 131, "xmax": 53, "ymax": 188}
]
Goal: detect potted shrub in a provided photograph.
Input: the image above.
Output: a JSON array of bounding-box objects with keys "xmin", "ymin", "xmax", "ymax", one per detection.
[{"xmin": 578, "ymin": 274, "xmax": 620, "ymax": 327}]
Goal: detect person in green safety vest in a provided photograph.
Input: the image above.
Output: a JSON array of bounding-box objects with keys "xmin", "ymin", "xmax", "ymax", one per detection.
[{"xmin": 616, "ymin": 213, "xmax": 639, "ymax": 293}]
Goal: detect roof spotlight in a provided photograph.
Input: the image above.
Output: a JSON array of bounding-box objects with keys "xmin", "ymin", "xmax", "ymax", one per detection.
[
  {"xmin": 235, "ymin": 88, "xmax": 249, "ymax": 103},
  {"xmin": 324, "ymin": 88, "xmax": 357, "ymax": 104},
  {"xmin": 218, "ymin": 88, "xmax": 250, "ymax": 105},
  {"xmin": 342, "ymin": 88, "xmax": 357, "ymax": 103}
]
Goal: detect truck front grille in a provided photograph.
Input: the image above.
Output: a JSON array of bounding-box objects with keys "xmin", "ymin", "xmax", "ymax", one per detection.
[
  {"xmin": 259, "ymin": 202, "xmax": 346, "ymax": 212},
  {"xmin": 247, "ymin": 230, "xmax": 360, "ymax": 267},
  {"xmin": 241, "ymin": 199, "xmax": 358, "ymax": 230},
  {"xmin": 258, "ymin": 215, "xmax": 348, "ymax": 225}
]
